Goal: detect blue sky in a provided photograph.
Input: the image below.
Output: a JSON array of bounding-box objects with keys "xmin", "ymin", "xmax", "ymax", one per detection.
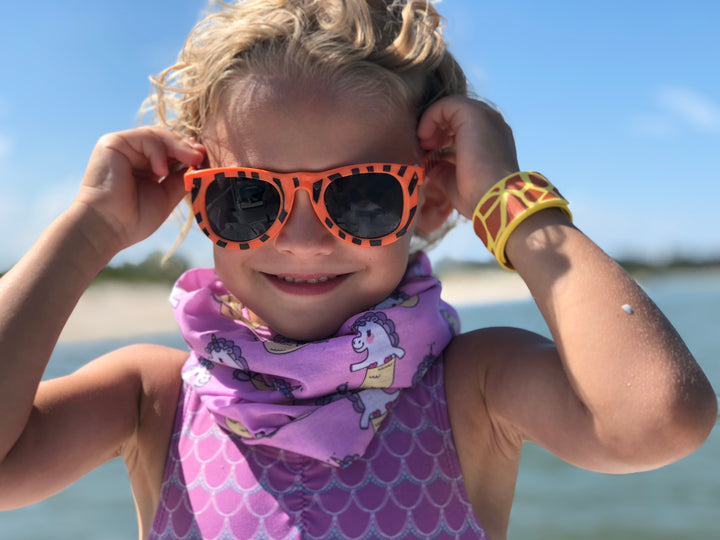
[{"xmin": 1, "ymin": 0, "xmax": 719, "ymax": 271}]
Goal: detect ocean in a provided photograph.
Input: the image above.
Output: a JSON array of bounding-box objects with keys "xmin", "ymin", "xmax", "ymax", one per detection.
[{"xmin": 1, "ymin": 270, "xmax": 718, "ymax": 540}]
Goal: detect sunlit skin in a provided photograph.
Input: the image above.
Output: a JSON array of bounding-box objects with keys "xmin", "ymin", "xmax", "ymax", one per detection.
[
  {"xmin": 0, "ymin": 78, "xmax": 715, "ymax": 540},
  {"xmin": 202, "ymin": 78, "xmax": 426, "ymax": 340}
]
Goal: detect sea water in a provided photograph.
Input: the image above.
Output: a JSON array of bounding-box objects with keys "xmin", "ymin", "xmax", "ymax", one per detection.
[{"xmin": 1, "ymin": 271, "xmax": 718, "ymax": 540}]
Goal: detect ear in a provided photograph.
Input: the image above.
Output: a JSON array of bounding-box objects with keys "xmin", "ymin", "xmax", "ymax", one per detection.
[{"xmin": 415, "ymin": 177, "xmax": 454, "ymax": 234}]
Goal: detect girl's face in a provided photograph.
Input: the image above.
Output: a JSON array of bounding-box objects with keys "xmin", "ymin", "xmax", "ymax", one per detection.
[{"xmin": 202, "ymin": 77, "xmax": 424, "ymax": 340}]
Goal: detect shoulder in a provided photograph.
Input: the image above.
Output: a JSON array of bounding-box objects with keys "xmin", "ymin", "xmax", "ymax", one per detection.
[
  {"xmin": 446, "ymin": 326, "xmax": 554, "ymax": 365},
  {"xmin": 42, "ymin": 343, "xmax": 188, "ymax": 466},
  {"xmin": 102, "ymin": 344, "xmax": 187, "ymax": 448},
  {"xmin": 53, "ymin": 343, "xmax": 188, "ymax": 447},
  {"xmin": 72, "ymin": 343, "xmax": 187, "ymax": 409},
  {"xmin": 445, "ymin": 326, "xmax": 558, "ymax": 395},
  {"xmin": 443, "ymin": 326, "xmax": 562, "ymax": 454},
  {"xmin": 71, "ymin": 343, "xmax": 188, "ymax": 527},
  {"xmin": 441, "ymin": 327, "xmax": 557, "ymax": 537},
  {"xmin": 0, "ymin": 343, "xmax": 188, "ymax": 510},
  {"xmin": 104, "ymin": 344, "xmax": 188, "ymax": 523},
  {"xmin": 117, "ymin": 343, "xmax": 188, "ymax": 395}
]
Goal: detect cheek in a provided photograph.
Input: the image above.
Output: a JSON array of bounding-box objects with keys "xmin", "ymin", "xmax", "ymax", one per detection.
[
  {"xmin": 212, "ymin": 247, "xmax": 232, "ymax": 277},
  {"xmin": 361, "ymin": 242, "xmax": 411, "ymax": 294},
  {"xmin": 371, "ymin": 239, "xmax": 412, "ymax": 274},
  {"xmin": 212, "ymin": 248, "xmax": 251, "ymax": 290}
]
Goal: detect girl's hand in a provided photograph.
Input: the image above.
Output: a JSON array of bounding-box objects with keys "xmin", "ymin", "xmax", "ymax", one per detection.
[
  {"xmin": 417, "ymin": 96, "xmax": 519, "ymax": 219},
  {"xmin": 74, "ymin": 126, "xmax": 205, "ymax": 252}
]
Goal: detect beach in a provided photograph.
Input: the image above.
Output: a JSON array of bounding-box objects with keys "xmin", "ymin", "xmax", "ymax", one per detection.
[
  {"xmin": 59, "ymin": 270, "xmax": 531, "ymax": 342},
  {"xmin": 59, "ymin": 282, "xmax": 181, "ymax": 342}
]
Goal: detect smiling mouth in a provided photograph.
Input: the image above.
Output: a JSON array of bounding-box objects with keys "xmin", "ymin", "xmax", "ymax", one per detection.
[
  {"xmin": 276, "ymin": 275, "xmax": 340, "ymax": 284},
  {"xmin": 265, "ymin": 272, "xmax": 350, "ymax": 295}
]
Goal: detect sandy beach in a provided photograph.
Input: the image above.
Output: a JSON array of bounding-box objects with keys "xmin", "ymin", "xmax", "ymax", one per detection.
[
  {"xmin": 437, "ymin": 268, "xmax": 531, "ymax": 306},
  {"xmin": 59, "ymin": 271, "xmax": 531, "ymax": 343},
  {"xmin": 59, "ymin": 282, "xmax": 180, "ymax": 342}
]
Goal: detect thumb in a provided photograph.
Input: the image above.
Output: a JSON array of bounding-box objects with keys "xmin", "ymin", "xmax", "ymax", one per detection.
[{"xmin": 158, "ymin": 167, "xmax": 190, "ymax": 215}]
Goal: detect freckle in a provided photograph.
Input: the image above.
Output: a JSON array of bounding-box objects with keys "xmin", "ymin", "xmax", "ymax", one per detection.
[{"xmin": 622, "ymin": 304, "xmax": 634, "ymax": 315}]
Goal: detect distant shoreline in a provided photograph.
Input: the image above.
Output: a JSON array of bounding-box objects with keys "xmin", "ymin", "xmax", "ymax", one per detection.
[
  {"xmin": 47, "ymin": 264, "xmax": 720, "ymax": 343},
  {"xmin": 5, "ymin": 253, "xmax": 720, "ymax": 282},
  {"xmin": 60, "ymin": 282, "xmax": 179, "ymax": 343},
  {"xmin": 59, "ymin": 270, "xmax": 532, "ymax": 343}
]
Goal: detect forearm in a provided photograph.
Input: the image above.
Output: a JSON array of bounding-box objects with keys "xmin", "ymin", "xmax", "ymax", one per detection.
[
  {"xmin": 506, "ymin": 209, "xmax": 716, "ymax": 453},
  {"xmin": 0, "ymin": 203, "xmax": 119, "ymax": 458}
]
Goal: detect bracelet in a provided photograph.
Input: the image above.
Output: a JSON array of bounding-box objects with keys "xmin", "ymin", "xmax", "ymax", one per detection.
[{"xmin": 472, "ymin": 171, "xmax": 572, "ymax": 270}]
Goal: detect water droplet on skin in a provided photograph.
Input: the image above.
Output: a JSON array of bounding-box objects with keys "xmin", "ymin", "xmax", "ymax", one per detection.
[{"xmin": 622, "ymin": 304, "xmax": 634, "ymax": 315}]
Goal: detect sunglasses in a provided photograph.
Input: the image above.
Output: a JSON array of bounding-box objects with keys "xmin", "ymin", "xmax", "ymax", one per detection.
[{"xmin": 184, "ymin": 162, "xmax": 426, "ymax": 249}]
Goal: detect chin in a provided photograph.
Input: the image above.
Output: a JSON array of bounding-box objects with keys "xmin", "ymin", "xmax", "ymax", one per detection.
[
  {"xmin": 250, "ymin": 293, "xmax": 393, "ymax": 342},
  {"xmin": 273, "ymin": 320, "xmax": 343, "ymax": 342}
]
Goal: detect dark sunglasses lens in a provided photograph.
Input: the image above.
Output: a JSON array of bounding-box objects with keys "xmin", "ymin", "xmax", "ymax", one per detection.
[
  {"xmin": 205, "ymin": 176, "xmax": 281, "ymax": 242},
  {"xmin": 324, "ymin": 173, "xmax": 403, "ymax": 238}
]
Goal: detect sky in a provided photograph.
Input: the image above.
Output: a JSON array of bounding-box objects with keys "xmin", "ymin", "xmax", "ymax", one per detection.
[{"xmin": 1, "ymin": 0, "xmax": 719, "ymax": 272}]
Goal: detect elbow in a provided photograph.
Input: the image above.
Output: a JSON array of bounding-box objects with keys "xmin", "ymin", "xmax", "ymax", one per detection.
[
  {"xmin": 636, "ymin": 352, "xmax": 718, "ymax": 468},
  {"xmin": 662, "ymin": 397, "xmax": 716, "ymax": 466},
  {"xmin": 678, "ymin": 384, "xmax": 718, "ymax": 456},
  {"xmin": 608, "ymin": 381, "xmax": 717, "ymax": 472},
  {"xmin": 588, "ymin": 367, "xmax": 717, "ymax": 473},
  {"xmin": 653, "ymin": 396, "xmax": 716, "ymax": 470},
  {"xmin": 668, "ymin": 369, "xmax": 718, "ymax": 460}
]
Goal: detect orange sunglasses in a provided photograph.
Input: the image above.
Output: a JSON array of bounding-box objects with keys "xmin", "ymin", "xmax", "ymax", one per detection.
[{"xmin": 184, "ymin": 162, "xmax": 425, "ymax": 249}]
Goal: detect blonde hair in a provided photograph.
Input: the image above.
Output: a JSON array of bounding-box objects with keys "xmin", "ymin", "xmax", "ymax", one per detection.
[{"xmin": 146, "ymin": 0, "xmax": 468, "ymax": 253}]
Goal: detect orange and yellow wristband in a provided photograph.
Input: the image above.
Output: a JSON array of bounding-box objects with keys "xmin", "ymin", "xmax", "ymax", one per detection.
[{"xmin": 472, "ymin": 171, "xmax": 572, "ymax": 270}]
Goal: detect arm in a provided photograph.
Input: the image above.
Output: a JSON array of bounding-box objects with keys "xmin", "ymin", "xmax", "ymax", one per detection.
[
  {"xmin": 501, "ymin": 209, "xmax": 715, "ymax": 471},
  {"xmin": 419, "ymin": 97, "xmax": 717, "ymax": 472},
  {"xmin": 0, "ymin": 344, "xmax": 186, "ymax": 510},
  {"xmin": 0, "ymin": 127, "xmax": 203, "ymax": 503}
]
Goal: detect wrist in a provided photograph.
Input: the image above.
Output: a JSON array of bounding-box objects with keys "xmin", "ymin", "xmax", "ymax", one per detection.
[
  {"xmin": 472, "ymin": 171, "xmax": 572, "ymax": 270},
  {"xmin": 503, "ymin": 208, "xmax": 574, "ymax": 270},
  {"xmin": 61, "ymin": 202, "xmax": 126, "ymax": 270}
]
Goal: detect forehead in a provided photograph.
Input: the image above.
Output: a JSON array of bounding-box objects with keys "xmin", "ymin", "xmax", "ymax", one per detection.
[{"xmin": 202, "ymin": 76, "xmax": 420, "ymax": 171}]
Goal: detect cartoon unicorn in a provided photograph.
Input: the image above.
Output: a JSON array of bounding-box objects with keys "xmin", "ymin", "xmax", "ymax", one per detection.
[
  {"xmin": 349, "ymin": 388, "xmax": 401, "ymax": 430},
  {"xmin": 205, "ymin": 334, "xmax": 248, "ymax": 370},
  {"xmin": 350, "ymin": 312, "xmax": 405, "ymax": 372},
  {"xmin": 182, "ymin": 357, "xmax": 214, "ymax": 388}
]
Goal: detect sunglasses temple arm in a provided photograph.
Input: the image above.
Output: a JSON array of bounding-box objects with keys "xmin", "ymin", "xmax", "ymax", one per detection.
[{"xmin": 421, "ymin": 146, "xmax": 455, "ymax": 174}]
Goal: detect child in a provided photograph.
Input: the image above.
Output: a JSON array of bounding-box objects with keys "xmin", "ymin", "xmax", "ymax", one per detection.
[{"xmin": 0, "ymin": 1, "xmax": 716, "ymax": 539}]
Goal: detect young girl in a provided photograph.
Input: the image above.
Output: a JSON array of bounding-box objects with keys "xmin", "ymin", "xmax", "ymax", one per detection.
[{"xmin": 0, "ymin": 1, "xmax": 716, "ymax": 539}]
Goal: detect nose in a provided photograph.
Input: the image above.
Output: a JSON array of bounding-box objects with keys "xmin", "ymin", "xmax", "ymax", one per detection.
[{"xmin": 273, "ymin": 191, "xmax": 336, "ymax": 256}]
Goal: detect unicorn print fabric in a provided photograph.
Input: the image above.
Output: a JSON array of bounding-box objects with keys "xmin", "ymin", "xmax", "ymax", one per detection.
[{"xmin": 170, "ymin": 252, "xmax": 459, "ymax": 467}]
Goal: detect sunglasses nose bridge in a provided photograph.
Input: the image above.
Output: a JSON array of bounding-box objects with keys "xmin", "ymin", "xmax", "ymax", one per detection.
[
  {"xmin": 274, "ymin": 185, "xmax": 337, "ymax": 254},
  {"xmin": 292, "ymin": 174, "xmax": 323, "ymax": 197},
  {"xmin": 289, "ymin": 174, "xmax": 327, "ymax": 219}
]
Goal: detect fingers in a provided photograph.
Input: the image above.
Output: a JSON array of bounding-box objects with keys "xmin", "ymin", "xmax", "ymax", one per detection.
[
  {"xmin": 158, "ymin": 163, "xmax": 193, "ymax": 210},
  {"xmin": 417, "ymin": 96, "xmax": 520, "ymax": 218},
  {"xmin": 77, "ymin": 126, "xmax": 206, "ymax": 250},
  {"xmin": 418, "ymin": 96, "xmax": 512, "ymax": 155},
  {"xmin": 102, "ymin": 126, "xmax": 205, "ymax": 180},
  {"xmin": 417, "ymin": 97, "xmax": 462, "ymax": 151},
  {"xmin": 146, "ymin": 130, "xmax": 206, "ymax": 179}
]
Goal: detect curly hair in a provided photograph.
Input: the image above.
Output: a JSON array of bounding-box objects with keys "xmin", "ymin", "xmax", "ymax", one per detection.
[{"xmin": 145, "ymin": 0, "xmax": 468, "ymax": 252}]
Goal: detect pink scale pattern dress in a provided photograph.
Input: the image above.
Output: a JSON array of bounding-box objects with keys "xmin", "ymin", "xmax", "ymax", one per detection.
[{"xmin": 149, "ymin": 358, "xmax": 487, "ymax": 539}]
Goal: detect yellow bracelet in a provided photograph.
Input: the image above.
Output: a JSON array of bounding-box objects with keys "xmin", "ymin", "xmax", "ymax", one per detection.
[{"xmin": 472, "ymin": 171, "xmax": 572, "ymax": 270}]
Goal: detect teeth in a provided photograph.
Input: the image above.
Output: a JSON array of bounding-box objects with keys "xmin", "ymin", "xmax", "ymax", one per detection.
[{"xmin": 279, "ymin": 275, "xmax": 337, "ymax": 284}]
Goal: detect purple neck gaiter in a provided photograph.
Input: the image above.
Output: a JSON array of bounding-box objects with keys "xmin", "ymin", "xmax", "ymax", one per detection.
[{"xmin": 170, "ymin": 252, "xmax": 459, "ymax": 467}]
